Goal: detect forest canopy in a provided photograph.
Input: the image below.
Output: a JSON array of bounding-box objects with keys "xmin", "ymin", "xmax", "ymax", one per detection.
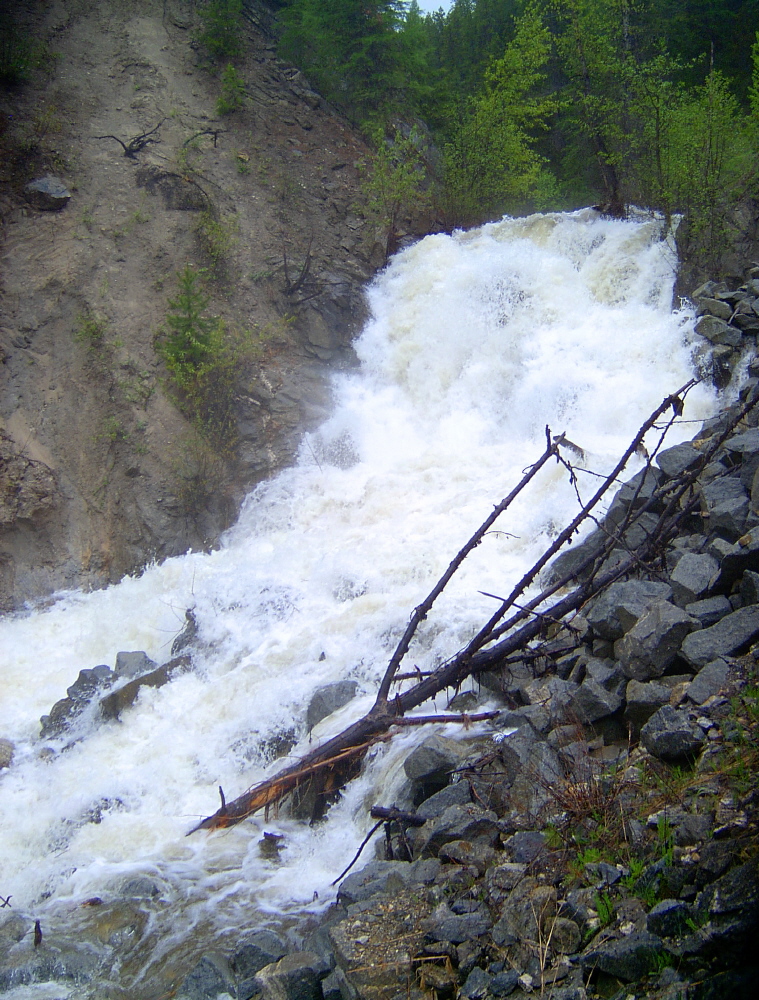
[{"xmin": 265, "ymin": 1, "xmax": 759, "ymax": 262}]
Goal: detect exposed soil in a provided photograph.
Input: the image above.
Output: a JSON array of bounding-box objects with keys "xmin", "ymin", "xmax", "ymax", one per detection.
[{"xmin": 0, "ymin": 0, "xmax": 392, "ymax": 609}]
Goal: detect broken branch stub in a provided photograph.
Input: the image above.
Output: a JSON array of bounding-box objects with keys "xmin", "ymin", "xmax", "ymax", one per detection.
[{"xmin": 190, "ymin": 383, "xmax": 757, "ymax": 833}]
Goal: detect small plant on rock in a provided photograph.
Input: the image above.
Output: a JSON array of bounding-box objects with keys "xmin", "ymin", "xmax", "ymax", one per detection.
[{"xmin": 196, "ymin": 0, "xmax": 244, "ymax": 60}]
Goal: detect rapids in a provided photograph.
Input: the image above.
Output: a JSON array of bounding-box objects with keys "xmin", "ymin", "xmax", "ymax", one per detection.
[{"xmin": 0, "ymin": 209, "xmax": 718, "ymax": 993}]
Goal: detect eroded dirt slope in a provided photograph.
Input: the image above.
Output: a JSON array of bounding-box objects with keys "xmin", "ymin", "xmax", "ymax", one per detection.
[{"xmin": 0, "ymin": 0, "xmax": 383, "ymax": 609}]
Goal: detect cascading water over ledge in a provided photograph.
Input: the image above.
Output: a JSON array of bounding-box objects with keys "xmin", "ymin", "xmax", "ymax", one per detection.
[{"xmin": 0, "ymin": 209, "xmax": 717, "ymax": 994}]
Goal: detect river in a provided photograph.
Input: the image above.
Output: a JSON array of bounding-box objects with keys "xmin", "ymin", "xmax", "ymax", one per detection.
[{"xmin": 0, "ymin": 209, "xmax": 718, "ymax": 996}]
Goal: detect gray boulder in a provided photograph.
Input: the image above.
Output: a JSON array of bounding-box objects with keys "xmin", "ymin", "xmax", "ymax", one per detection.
[
  {"xmin": 306, "ymin": 681, "xmax": 358, "ymax": 730},
  {"xmin": 232, "ymin": 930, "xmax": 288, "ymax": 1000},
  {"xmin": 586, "ymin": 580, "xmax": 673, "ymax": 640},
  {"xmin": 403, "ymin": 734, "xmax": 465, "ymax": 784},
  {"xmin": 115, "ymin": 651, "xmax": 157, "ymax": 677},
  {"xmin": 422, "ymin": 902, "xmax": 492, "ymax": 943},
  {"xmin": 254, "ymin": 953, "xmax": 329, "ymax": 1000},
  {"xmin": 615, "ymin": 601, "xmax": 698, "ymax": 680},
  {"xmin": 686, "ymin": 658, "xmax": 731, "ymax": 704},
  {"xmin": 624, "ymin": 679, "xmax": 671, "ymax": 732},
  {"xmin": 669, "ymin": 552, "xmax": 719, "ymax": 606},
  {"xmin": 24, "ymin": 174, "xmax": 71, "ymax": 210},
  {"xmin": 656, "ymin": 442, "xmax": 703, "ymax": 478},
  {"xmin": 640, "ymin": 706, "xmax": 706, "ymax": 763},
  {"xmin": 685, "ymin": 594, "xmax": 732, "ymax": 627},
  {"xmin": 415, "ymin": 780, "xmax": 472, "ymax": 818},
  {"xmin": 412, "ymin": 803, "xmax": 500, "ymax": 857},
  {"xmin": 581, "ymin": 930, "xmax": 665, "ymax": 981},
  {"xmin": 176, "ymin": 955, "xmax": 235, "ymax": 1000},
  {"xmin": 647, "ymin": 899, "xmax": 693, "ymax": 937},
  {"xmin": 337, "ymin": 858, "xmax": 440, "ymax": 905},
  {"xmin": 680, "ymin": 604, "xmax": 759, "ymax": 667},
  {"xmin": 0, "ymin": 738, "xmax": 13, "ymax": 769},
  {"xmin": 740, "ymin": 569, "xmax": 759, "ymax": 605},
  {"xmin": 570, "ymin": 659, "xmax": 625, "ymax": 723},
  {"xmin": 695, "ymin": 315, "xmax": 741, "ymax": 346}
]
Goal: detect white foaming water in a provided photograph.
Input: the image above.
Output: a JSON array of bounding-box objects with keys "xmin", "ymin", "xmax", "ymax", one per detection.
[{"xmin": 0, "ymin": 210, "xmax": 716, "ymax": 986}]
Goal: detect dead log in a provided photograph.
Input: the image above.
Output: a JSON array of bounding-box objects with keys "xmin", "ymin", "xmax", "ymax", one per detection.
[{"xmin": 190, "ymin": 381, "xmax": 758, "ymax": 833}]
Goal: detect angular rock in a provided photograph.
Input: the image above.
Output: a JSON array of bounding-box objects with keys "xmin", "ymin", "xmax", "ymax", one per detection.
[
  {"xmin": 403, "ymin": 735, "xmax": 465, "ymax": 784},
  {"xmin": 438, "ymin": 839, "xmax": 497, "ymax": 875},
  {"xmin": 695, "ymin": 858, "xmax": 759, "ymax": 958},
  {"xmin": 492, "ymin": 878, "xmax": 556, "ymax": 945},
  {"xmin": 337, "ymin": 858, "xmax": 440, "ymax": 905},
  {"xmin": 581, "ymin": 930, "xmax": 665, "ymax": 981},
  {"xmin": 570, "ymin": 659, "xmax": 625, "ymax": 723},
  {"xmin": 99, "ymin": 655, "xmax": 190, "ymax": 720},
  {"xmin": 551, "ymin": 916, "xmax": 582, "ymax": 954},
  {"xmin": 740, "ymin": 569, "xmax": 759, "ymax": 605},
  {"xmin": 177, "ymin": 955, "xmax": 235, "ymax": 1000},
  {"xmin": 115, "ymin": 651, "xmax": 157, "ymax": 677},
  {"xmin": 686, "ymin": 658, "xmax": 731, "ymax": 704},
  {"xmin": 695, "ymin": 314, "xmax": 741, "ymax": 345},
  {"xmin": 656, "ymin": 442, "xmax": 703, "ymax": 478},
  {"xmin": 422, "ymin": 902, "xmax": 492, "ymax": 944},
  {"xmin": 684, "ymin": 595, "xmax": 732, "ymax": 627},
  {"xmin": 647, "ymin": 899, "xmax": 693, "ymax": 937},
  {"xmin": 254, "ymin": 953, "xmax": 328, "ymax": 1000},
  {"xmin": 489, "ymin": 969, "xmax": 520, "ymax": 996},
  {"xmin": 67, "ymin": 664, "xmax": 114, "ymax": 701},
  {"xmin": 669, "ymin": 552, "xmax": 719, "ymax": 606},
  {"xmin": 680, "ymin": 605, "xmax": 759, "ymax": 667},
  {"xmin": 640, "ymin": 705, "xmax": 706, "ymax": 763},
  {"xmin": 625, "ymin": 679, "xmax": 672, "ymax": 732},
  {"xmin": 24, "ymin": 174, "xmax": 71, "ymax": 210},
  {"xmin": 413, "ymin": 803, "xmax": 500, "ymax": 857},
  {"xmin": 485, "ymin": 864, "xmax": 529, "ymax": 907},
  {"xmin": 520, "ymin": 676, "xmax": 578, "ymax": 724},
  {"xmin": 586, "ymin": 580, "xmax": 673, "ymax": 641},
  {"xmin": 502, "ymin": 830, "xmax": 546, "ymax": 864},
  {"xmin": 694, "ymin": 296, "xmax": 733, "ymax": 320},
  {"xmin": 232, "ymin": 930, "xmax": 288, "ymax": 1000},
  {"xmin": 461, "ymin": 966, "xmax": 492, "ymax": 998},
  {"xmin": 416, "ymin": 780, "xmax": 472, "ymax": 818},
  {"xmin": 615, "ymin": 602, "xmax": 698, "ymax": 680},
  {"xmin": 724, "ymin": 428, "xmax": 759, "ymax": 455},
  {"xmin": 306, "ymin": 681, "xmax": 358, "ymax": 730}
]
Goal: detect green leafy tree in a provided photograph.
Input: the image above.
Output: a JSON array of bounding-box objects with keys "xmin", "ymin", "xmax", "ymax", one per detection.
[
  {"xmin": 216, "ymin": 62, "xmax": 246, "ymax": 114},
  {"xmin": 443, "ymin": 4, "xmax": 558, "ymax": 224},
  {"xmin": 360, "ymin": 124, "xmax": 431, "ymax": 258},
  {"xmin": 161, "ymin": 266, "xmax": 218, "ymax": 370}
]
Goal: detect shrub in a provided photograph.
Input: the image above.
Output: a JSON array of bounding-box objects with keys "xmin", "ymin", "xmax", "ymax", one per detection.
[
  {"xmin": 196, "ymin": 0, "xmax": 245, "ymax": 60},
  {"xmin": 216, "ymin": 63, "xmax": 245, "ymax": 115}
]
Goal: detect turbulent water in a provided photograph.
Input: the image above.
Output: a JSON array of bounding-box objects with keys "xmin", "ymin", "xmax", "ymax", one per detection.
[{"xmin": 0, "ymin": 209, "xmax": 718, "ymax": 994}]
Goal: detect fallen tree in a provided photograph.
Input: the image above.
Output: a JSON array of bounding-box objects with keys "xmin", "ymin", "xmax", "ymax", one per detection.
[{"xmin": 190, "ymin": 379, "xmax": 758, "ymax": 833}]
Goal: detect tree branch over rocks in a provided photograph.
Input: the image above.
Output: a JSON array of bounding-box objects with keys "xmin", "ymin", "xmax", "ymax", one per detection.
[{"xmin": 190, "ymin": 380, "xmax": 759, "ymax": 834}]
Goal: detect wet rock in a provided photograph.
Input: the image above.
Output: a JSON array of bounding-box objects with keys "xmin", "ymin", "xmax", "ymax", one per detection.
[
  {"xmin": 680, "ymin": 605, "xmax": 759, "ymax": 667},
  {"xmin": 171, "ymin": 609, "xmax": 199, "ymax": 654},
  {"xmin": 306, "ymin": 681, "xmax": 358, "ymax": 730},
  {"xmin": 695, "ymin": 315, "xmax": 740, "ymax": 345},
  {"xmin": 232, "ymin": 930, "xmax": 288, "ymax": 1000},
  {"xmin": 99, "ymin": 655, "xmax": 190, "ymax": 720},
  {"xmin": 640, "ymin": 705, "xmax": 706, "ymax": 763},
  {"xmin": 581, "ymin": 930, "xmax": 665, "ymax": 981},
  {"xmin": 175, "ymin": 955, "xmax": 235, "ymax": 1000},
  {"xmin": 67, "ymin": 664, "xmax": 113, "ymax": 701},
  {"xmin": 586, "ymin": 580, "xmax": 673, "ymax": 640},
  {"xmin": 24, "ymin": 174, "xmax": 71, "ymax": 210},
  {"xmin": 254, "ymin": 952, "xmax": 329, "ymax": 1000},
  {"xmin": 615, "ymin": 601, "xmax": 698, "ymax": 680},
  {"xmin": 115, "ymin": 650, "xmax": 157, "ymax": 677},
  {"xmin": 686, "ymin": 659, "xmax": 731, "ymax": 704},
  {"xmin": 0, "ymin": 737, "xmax": 14, "ymax": 768}
]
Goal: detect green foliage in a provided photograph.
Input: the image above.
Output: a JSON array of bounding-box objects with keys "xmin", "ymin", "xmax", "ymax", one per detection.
[
  {"xmin": 594, "ymin": 890, "xmax": 614, "ymax": 928},
  {"xmin": 442, "ymin": 4, "xmax": 558, "ymax": 223},
  {"xmin": 751, "ymin": 32, "xmax": 759, "ymax": 119},
  {"xmin": 0, "ymin": 17, "xmax": 56, "ymax": 85},
  {"xmin": 157, "ymin": 266, "xmax": 273, "ymax": 450},
  {"xmin": 359, "ymin": 124, "xmax": 430, "ymax": 257},
  {"xmin": 196, "ymin": 0, "xmax": 245, "ymax": 60},
  {"xmin": 216, "ymin": 63, "xmax": 246, "ymax": 115},
  {"xmin": 74, "ymin": 311, "xmax": 107, "ymax": 350},
  {"xmin": 195, "ymin": 211, "xmax": 239, "ymax": 276}
]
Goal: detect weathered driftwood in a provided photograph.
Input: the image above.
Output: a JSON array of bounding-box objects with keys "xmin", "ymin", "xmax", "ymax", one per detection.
[{"xmin": 190, "ymin": 380, "xmax": 758, "ymax": 833}]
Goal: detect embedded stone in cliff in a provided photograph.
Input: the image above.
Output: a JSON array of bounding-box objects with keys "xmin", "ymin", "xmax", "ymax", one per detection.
[
  {"xmin": 615, "ymin": 601, "xmax": 698, "ymax": 680},
  {"xmin": 639, "ymin": 705, "xmax": 706, "ymax": 763},
  {"xmin": 586, "ymin": 580, "xmax": 673, "ymax": 640},
  {"xmin": 680, "ymin": 604, "xmax": 759, "ymax": 667},
  {"xmin": 24, "ymin": 175, "xmax": 71, "ymax": 210},
  {"xmin": 305, "ymin": 680, "xmax": 358, "ymax": 730},
  {"xmin": 695, "ymin": 314, "xmax": 742, "ymax": 346}
]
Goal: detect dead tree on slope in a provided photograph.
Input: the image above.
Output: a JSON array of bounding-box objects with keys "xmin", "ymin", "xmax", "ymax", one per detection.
[{"xmin": 190, "ymin": 379, "xmax": 758, "ymax": 833}]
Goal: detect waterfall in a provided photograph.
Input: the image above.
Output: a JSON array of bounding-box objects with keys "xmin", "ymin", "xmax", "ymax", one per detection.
[{"xmin": 0, "ymin": 209, "xmax": 716, "ymax": 989}]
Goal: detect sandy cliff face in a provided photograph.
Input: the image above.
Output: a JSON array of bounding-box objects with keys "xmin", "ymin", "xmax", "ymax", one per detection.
[{"xmin": 0, "ymin": 0, "xmax": 383, "ymax": 609}]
